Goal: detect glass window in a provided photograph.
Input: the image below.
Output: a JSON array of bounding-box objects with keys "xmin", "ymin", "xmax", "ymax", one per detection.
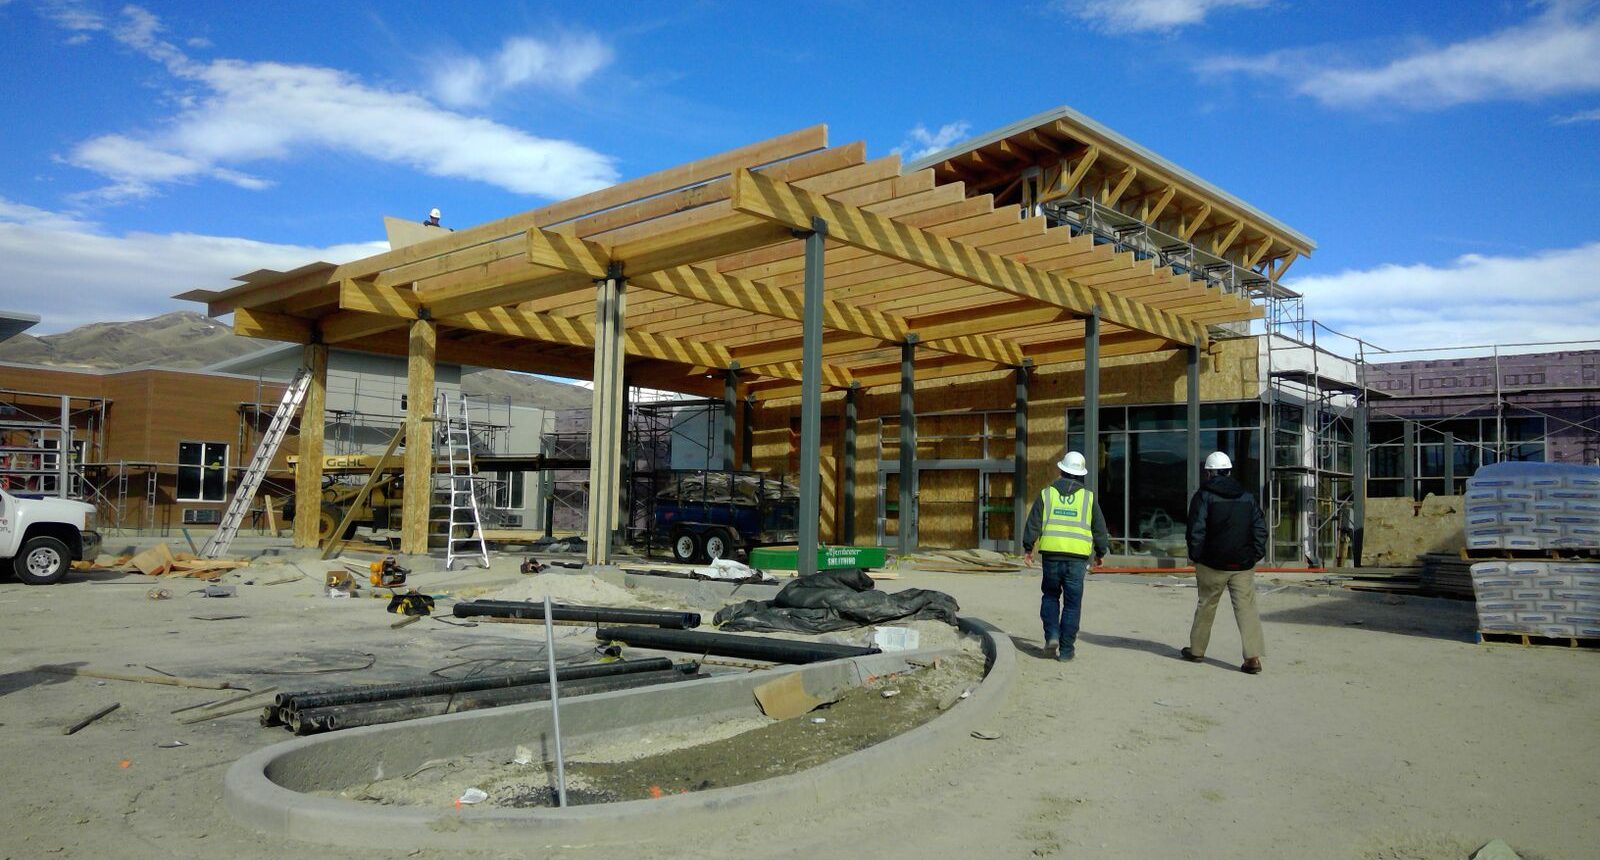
[
  {"xmin": 1128, "ymin": 404, "xmax": 1186, "ymax": 431},
  {"xmin": 494, "ymin": 471, "xmax": 525, "ymax": 509},
  {"xmin": 1369, "ymin": 420, "xmax": 1404, "ymax": 444},
  {"xmin": 1127, "ymin": 431, "xmax": 1188, "ymax": 554},
  {"xmin": 1200, "ymin": 402, "xmax": 1260, "ymax": 429},
  {"xmin": 178, "ymin": 441, "xmax": 228, "ymax": 502}
]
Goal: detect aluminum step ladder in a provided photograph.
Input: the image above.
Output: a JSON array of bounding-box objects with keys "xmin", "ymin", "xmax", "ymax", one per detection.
[
  {"xmin": 201, "ymin": 367, "xmax": 312, "ymax": 558},
  {"xmin": 437, "ymin": 393, "xmax": 490, "ymax": 570}
]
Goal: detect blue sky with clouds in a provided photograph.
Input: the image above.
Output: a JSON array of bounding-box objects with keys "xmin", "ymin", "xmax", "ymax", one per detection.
[{"xmin": 1, "ymin": 0, "xmax": 1597, "ymax": 351}]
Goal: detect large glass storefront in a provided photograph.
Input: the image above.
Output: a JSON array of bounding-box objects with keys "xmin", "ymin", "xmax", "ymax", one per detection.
[
  {"xmin": 1068, "ymin": 401, "xmax": 1262, "ymax": 558},
  {"xmin": 1368, "ymin": 413, "xmax": 1546, "ymax": 498}
]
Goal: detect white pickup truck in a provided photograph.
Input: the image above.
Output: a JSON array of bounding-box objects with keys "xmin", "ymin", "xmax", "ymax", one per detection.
[{"xmin": 0, "ymin": 488, "xmax": 101, "ymax": 585}]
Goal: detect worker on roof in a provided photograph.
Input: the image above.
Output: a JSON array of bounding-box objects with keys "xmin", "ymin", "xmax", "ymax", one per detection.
[
  {"xmin": 423, "ymin": 207, "xmax": 442, "ymax": 227},
  {"xmin": 1180, "ymin": 451, "xmax": 1270, "ymax": 674},
  {"xmin": 1022, "ymin": 450, "xmax": 1109, "ymax": 662}
]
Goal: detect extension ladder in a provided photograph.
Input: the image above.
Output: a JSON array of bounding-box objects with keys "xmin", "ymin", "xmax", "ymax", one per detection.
[
  {"xmin": 201, "ymin": 367, "xmax": 312, "ymax": 558},
  {"xmin": 436, "ymin": 393, "xmax": 490, "ymax": 570}
]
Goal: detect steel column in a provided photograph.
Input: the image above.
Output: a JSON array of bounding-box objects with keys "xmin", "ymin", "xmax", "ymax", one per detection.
[
  {"xmin": 1443, "ymin": 431, "xmax": 1456, "ymax": 495},
  {"xmin": 797, "ymin": 219, "xmax": 827, "ymax": 576},
  {"xmin": 898, "ymin": 337, "xmax": 918, "ymax": 555},
  {"xmin": 843, "ymin": 383, "xmax": 858, "ymax": 545},
  {"xmin": 1084, "ymin": 308, "xmax": 1101, "ymax": 495},
  {"xmin": 1352, "ymin": 404, "xmax": 1368, "ymax": 566},
  {"xmin": 1013, "ymin": 364, "xmax": 1029, "ymax": 552},
  {"xmin": 723, "ymin": 369, "xmax": 737, "ymax": 472},
  {"xmin": 1187, "ymin": 344, "xmax": 1201, "ymax": 502},
  {"xmin": 57, "ymin": 395, "xmax": 70, "ymax": 499},
  {"xmin": 1402, "ymin": 420, "xmax": 1417, "ymax": 502},
  {"xmin": 741, "ymin": 395, "xmax": 754, "ymax": 471}
]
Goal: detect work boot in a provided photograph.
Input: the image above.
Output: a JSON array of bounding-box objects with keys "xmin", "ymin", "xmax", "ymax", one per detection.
[
  {"xmin": 1043, "ymin": 638, "xmax": 1058, "ymax": 658},
  {"xmin": 1241, "ymin": 657, "xmax": 1263, "ymax": 675},
  {"xmin": 1057, "ymin": 647, "xmax": 1075, "ymax": 662}
]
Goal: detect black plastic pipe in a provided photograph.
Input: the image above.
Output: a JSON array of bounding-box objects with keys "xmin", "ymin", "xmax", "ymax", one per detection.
[
  {"xmin": 274, "ymin": 658, "xmax": 674, "ymax": 712},
  {"xmin": 288, "ymin": 667, "xmax": 703, "ymax": 735},
  {"xmin": 595, "ymin": 626, "xmax": 880, "ymax": 664},
  {"xmin": 453, "ymin": 601, "xmax": 701, "ymax": 629}
]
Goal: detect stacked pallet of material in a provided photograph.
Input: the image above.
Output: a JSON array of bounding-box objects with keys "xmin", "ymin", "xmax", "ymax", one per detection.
[
  {"xmin": 1469, "ymin": 561, "xmax": 1600, "ymax": 638},
  {"xmin": 1419, "ymin": 553, "xmax": 1476, "ymax": 599},
  {"xmin": 1462, "ymin": 462, "xmax": 1600, "ymax": 551},
  {"xmin": 909, "ymin": 549, "xmax": 1023, "ymax": 574}
]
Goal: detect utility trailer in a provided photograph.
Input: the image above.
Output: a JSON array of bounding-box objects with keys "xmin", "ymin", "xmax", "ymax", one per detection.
[{"xmin": 650, "ymin": 470, "xmax": 798, "ymax": 563}]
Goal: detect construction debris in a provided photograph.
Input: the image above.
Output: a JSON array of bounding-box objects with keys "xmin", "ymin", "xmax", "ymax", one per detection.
[
  {"xmin": 62, "ymin": 702, "xmax": 120, "ymax": 735},
  {"xmin": 907, "ymin": 549, "xmax": 1023, "ymax": 574},
  {"xmin": 36, "ymin": 665, "xmax": 237, "ymax": 690}
]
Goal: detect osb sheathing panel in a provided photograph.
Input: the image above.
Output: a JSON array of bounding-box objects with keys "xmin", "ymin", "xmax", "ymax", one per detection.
[
  {"xmin": 1361, "ymin": 495, "xmax": 1465, "ymax": 566},
  {"xmin": 919, "ymin": 468, "xmax": 979, "ymax": 548},
  {"xmin": 748, "ymin": 339, "xmax": 1261, "ymax": 547}
]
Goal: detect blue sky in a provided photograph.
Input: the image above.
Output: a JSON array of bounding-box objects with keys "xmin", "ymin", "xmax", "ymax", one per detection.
[{"xmin": 1, "ymin": 0, "xmax": 1597, "ymax": 352}]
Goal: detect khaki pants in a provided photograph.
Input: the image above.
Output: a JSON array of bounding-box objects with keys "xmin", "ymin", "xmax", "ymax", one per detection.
[{"xmin": 1190, "ymin": 562, "xmax": 1266, "ymax": 660}]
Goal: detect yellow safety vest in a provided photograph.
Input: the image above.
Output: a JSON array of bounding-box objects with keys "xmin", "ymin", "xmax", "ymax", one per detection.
[{"xmin": 1037, "ymin": 486, "xmax": 1095, "ymax": 556}]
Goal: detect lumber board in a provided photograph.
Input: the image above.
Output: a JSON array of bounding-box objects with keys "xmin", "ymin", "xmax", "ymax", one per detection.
[{"xmin": 728, "ymin": 168, "xmax": 1207, "ymax": 348}]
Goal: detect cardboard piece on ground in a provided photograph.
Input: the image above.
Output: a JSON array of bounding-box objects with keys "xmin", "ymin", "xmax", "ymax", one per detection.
[
  {"xmin": 130, "ymin": 543, "xmax": 177, "ymax": 576},
  {"xmin": 753, "ymin": 673, "xmax": 833, "ymax": 721}
]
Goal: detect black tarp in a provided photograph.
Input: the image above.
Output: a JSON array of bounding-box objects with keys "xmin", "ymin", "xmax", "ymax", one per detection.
[{"xmin": 713, "ymin": 568, "xmax": 959, "ymax": 633}]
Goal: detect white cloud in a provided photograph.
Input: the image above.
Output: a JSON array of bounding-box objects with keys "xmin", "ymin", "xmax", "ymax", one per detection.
[
  {"xmin": 893, "ymin": 121, "xmax": 972, "ymax": 160},
  {"xmin": 1290, "ymin": 242, "xmax": 1600, "ymax": 351},
  {"xmin": 1203, "ymin": 1, "xmax": 1600, "ymax": 109},
  {"xmin": 63, "ymin": 6, "xmax": 618, "ymax": 201},
  {"xmin": 429, "ymin": 34, "xmax": 612, "ymax": 108},
  {"xmin": 0, "ymin": 196, "xmax": 387, "ymax": 332},
  {"xmin": 34, "ymin": 0, "xmax": 104, "ymax": 33},
  {"xmin": 1554, "ymin": 106, "xmax": 1600, "ymax": 123},
  {"xmin": 1058, "ymin": 0, "xmax": 1269, "ymax": 33}
]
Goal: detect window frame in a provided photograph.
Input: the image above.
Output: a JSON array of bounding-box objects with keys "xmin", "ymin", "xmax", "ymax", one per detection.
[{"xmin": 177, "ymin": 440, "xmax": 230, "ymax": 503}]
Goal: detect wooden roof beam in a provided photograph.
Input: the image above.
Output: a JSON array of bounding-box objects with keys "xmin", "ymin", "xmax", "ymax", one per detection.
[{"xmin": 729, "ymin": 167, "xmax": 1206, "ymax": 347}]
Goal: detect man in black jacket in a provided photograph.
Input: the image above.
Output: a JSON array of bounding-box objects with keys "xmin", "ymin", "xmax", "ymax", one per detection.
[{"xmin": 1181, "ymin": 451, "xmax": 1269, "ymax": 674}]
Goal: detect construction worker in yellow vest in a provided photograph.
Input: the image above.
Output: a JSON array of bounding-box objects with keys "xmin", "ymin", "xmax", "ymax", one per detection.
[{"xmin": 1022, "ymin": 451, "xmax": 1110, "ymax": 661}]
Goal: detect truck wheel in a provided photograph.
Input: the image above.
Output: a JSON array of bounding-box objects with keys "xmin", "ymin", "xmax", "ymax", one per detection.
[
  {"xmin": 670, "ymin": 528, "xmax": 701, "ymax": 563},
  {"xmin": 13, "ymin": 536, "xmax": 70, "ymax": 585},
  {"xmin": 703, "ymin": 530, "xmax": 729, "ymax": 562},
  {"xmin": 318, "ymin": 505, "xmax": 357, "ymax": 542}
]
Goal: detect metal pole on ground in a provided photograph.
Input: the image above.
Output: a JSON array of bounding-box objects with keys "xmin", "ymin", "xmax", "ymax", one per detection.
[
  {"xmin": 797, "ymin": 218, "xmax": 827, "ymax": 576},
  {"xmin": 542, "ymin": 595, "xmax": 568, "ymax": 808},
  {"xmin": 1084, "ymin": 308, "xmax": 1101, "ymax": 497}
]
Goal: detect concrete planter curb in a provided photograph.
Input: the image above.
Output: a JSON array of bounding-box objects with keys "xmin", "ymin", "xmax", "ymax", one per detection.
[{"xmin": 222, "ymin": 616, "xmax": 1014, "ymax": 848}]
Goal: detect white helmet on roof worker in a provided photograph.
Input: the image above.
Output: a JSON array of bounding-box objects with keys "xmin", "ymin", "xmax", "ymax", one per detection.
[
  {"xmin": 1204, "ymin": 451, "xmax": 1233, "ymax": 471},
  {"xmin": 1057, "ymin": 451, "xmax": 1088, "ymax": 476},
  {"xmin": 429, "ymin": 208, "xmax": 442, "ymax": 220}
]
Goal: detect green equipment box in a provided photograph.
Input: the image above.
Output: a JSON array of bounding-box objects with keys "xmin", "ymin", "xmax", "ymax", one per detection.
[{"xmin": 748, "ymin": 545, "xmax": 888, "ymax": 571}]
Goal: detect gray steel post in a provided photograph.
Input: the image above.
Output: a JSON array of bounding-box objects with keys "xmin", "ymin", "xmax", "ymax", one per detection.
[
  {"xmin": 1187, "ymin": 344, "xmax": 1201, "ymax": 503},
  {"xmin": 798, "ymin": 219, "xmax": 827, "ymax": 576},
  {"xmin": 1084, "ymin": 308, "xmax": 1101, "ymax": 496},
  {"xmin": 1014, "ymin": 364, "xmax": 1030, "ymax": 552},
  {"xmin": 1402, "ymin": 420, "xmax": 1417, "ymax": 502},
  {"xmin": 842, "ymin": 383, "xmax": 858, "ymax": 545},
  {"xmin": 1443, "ymin": 431, "xmax": 1456, "ymax": 494},
  {"xmin": 542, "ymin": 596, "xmax": 568, "ymax": 807},
  {"xmin": 741, "ymin": 396, "xmax": 754, "ymax": 471},
  {"xmin": 899, "ymin": 337, "xmax": 918, "ymax": 555},
  {"xmin": 723, "ymin": 369, "xmax": 737, "ymax": 472},
  {"xmin": 1352, "ymin": 405, "xmax": 1368, "ymax": 566}
]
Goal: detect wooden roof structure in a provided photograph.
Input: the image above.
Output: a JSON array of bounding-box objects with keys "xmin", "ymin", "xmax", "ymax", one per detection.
[
  {"xmin": 911, "ymin": 106, "xmax": 1316, "ymax": 283},
  {"xmin": 181, "ymin": 124, "xmax": 1266, "ymax": 400}
]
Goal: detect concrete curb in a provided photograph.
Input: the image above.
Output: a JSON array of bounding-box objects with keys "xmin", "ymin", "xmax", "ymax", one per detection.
[{"xmin": 222, "ymin": 616, "xmax": 1015, "ymax": 848}]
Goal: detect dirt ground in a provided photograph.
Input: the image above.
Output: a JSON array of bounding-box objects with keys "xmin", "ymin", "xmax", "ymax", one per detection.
[{"xmin": 0, "ymin": 553, "xmax": 1595, "ymax": 860}]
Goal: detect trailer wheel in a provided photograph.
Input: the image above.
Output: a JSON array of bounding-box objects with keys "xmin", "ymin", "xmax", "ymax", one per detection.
[
  {"xmin": 13, "ymin": 536, "xmax": 70, "ymax": 585},
  {"xmin": 703, "ymin": 530, "xmax": 729, "ymax": 562},
  {"xmin": 670, "ymin": 528, "xmax": 701, "ymax": 563}
]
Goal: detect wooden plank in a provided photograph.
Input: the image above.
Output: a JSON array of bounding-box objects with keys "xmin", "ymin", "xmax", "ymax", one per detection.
[
  {"xmin": 294, "ymin": 344, "xmax": 327, "ymax": 549},
  {"xmin": 729, "ymin": 168, "xmax": 1207, "ymax": 347},
  {"xmin": 401, "ymin": 320, "xmax": 436, "ymax": 556},
  {"xmin": 320, "ymin": 310, "xmax": 405, "ymax": 344},
  {"xmin": 232, "ymin": 307, "xmax": 312, "ymax": 344}
]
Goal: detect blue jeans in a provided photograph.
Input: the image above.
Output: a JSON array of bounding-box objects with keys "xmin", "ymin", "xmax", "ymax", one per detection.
[{"xmin": 1040, "ymin": 554, "xmax": 1088, "ymax": 655}]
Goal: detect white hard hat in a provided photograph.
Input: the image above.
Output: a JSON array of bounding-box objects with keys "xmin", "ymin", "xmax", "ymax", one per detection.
[
  {"xmin": 1057, "ymin": 451, "xmax": 1088, "ymax": 476},
  {"xmin": 429, "ymin": 208, "xmax": 441, "ymax": 219},
  {"xmin": 1205, "ymin": 451, "xmax": 1233, "ymax": 471}
]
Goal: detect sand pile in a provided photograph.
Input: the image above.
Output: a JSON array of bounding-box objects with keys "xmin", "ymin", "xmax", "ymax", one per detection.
[{"xmin": 478, "ymin": 573, "xmax": 644, "ymax": 607}]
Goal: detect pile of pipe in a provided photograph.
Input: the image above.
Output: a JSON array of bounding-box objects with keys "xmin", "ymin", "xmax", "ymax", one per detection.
[
  {"xmin": 452, "ymin": 600, "xmax": 701, "ymax": 628},
  {"xmin": 262, "ymin": 658, "xmax": 700, "ymax": 736}
]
